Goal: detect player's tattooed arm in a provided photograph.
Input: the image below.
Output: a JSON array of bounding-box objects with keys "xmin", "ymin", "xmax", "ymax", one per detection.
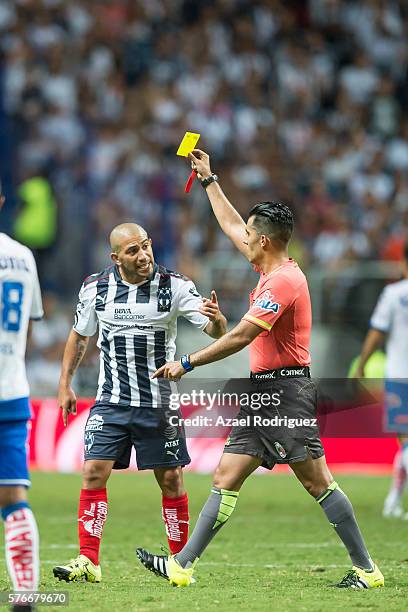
[
  {"xmin": 67, "ymin": 334, "xmax": 88, "ymax": 378},
  {"xmin": 58, "ymin": 330, "xmax": 89, "ymax": 425}
]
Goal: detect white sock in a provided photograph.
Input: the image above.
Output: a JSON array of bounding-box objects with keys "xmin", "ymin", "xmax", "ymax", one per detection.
[
  {"xmin": 385, "ymin": 450, "xmax": 406, "ymax": 507},
  {"xmin": 4, "ymin": 505, "xmax": 40, "ymax": 591},
  {"xmin": 400, "ymin": 445, "xmax": 408, "ymax": 474}
]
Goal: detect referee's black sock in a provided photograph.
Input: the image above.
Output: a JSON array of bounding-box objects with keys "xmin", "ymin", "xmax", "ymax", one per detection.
[
  {"xmin": 317, "ymin": 482, "xmax": 373, "ymax": 571},
  {"xmin": 175, "ymin": 487, "xmax": 239, "ymax": 568}
]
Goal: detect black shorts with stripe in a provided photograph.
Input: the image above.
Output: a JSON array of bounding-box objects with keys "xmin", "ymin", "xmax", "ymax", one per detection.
[
  {"xmin": 223, "ymin": 377, "xmax": 324, "ymax": 469},
  {"xmin": 83, "ymin": 402, "xmax": 190, "ymax": 470}
]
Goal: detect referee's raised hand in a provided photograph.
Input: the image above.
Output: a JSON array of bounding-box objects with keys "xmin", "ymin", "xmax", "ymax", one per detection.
[{"xmin": 188, "ymin": 149, "xmax": 212, "ymax": 180}]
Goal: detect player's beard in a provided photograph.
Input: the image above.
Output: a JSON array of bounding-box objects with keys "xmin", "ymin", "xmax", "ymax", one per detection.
[{"xmin": 122, "ymin": 259, "xmax": 153, "ymax": 283}]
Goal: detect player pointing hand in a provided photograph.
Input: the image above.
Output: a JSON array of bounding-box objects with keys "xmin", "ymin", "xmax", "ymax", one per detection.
[{"xmin": 153, "ymin": 290, "xmax": 222, "ymax": 381}]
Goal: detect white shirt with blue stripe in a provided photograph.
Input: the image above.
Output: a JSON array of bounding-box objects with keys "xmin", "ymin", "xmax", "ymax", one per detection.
[
  {"xmin": 0, "ymin": 233, "xmax": 43, "ymax": 419},
  {"xmin": 370, "ymin": 278, "xmax": 408, "ymax": 378}
]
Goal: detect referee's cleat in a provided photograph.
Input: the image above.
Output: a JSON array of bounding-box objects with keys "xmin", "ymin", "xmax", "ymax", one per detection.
[
  {"xmin": 335, "ymin": 564, "xmax": 384, "ymax": 589},
  {"xmin": 12, "ymin": 606, "xmax": 36, "ymax": 612},
  {"xmin": 53, "ymin": 554, "xmax": 101, "ymax": 583},
  {"xmin": 136, "ymin": 548, "xmax": 195, "ymax": 587}
]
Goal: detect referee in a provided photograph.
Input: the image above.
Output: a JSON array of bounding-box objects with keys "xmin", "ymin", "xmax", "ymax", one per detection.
[{"xmin": 137, "ymin": 150, "xmax": 384, "ymax": 590}]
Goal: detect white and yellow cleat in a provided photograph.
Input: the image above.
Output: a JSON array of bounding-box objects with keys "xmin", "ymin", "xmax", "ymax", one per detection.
[
  {"xmin": 167, "ymin": 555, "xmax": 196, "ymax": 587},
  {"xmin": 53, "ymin": 554, "xmax": 102, "ymax": 583},
  {"xmin": 335, "ymin": 563, "xmax": 384, "ymax": 589},
  {"xmin": 136, "ymin": 548, "xmax": 196, "ymax": 587}
]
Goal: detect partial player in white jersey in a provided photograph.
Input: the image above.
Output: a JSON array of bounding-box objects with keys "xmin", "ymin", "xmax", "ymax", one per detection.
[
  {"xmin": 53, "ymin": 223, "xmax": 226, "ymax": 584},
  {"xmin": 0, "ymin": 191, "xmax": 43, "ymax": 609},
  {"xmin": 354, "ymin": 245, "xmax": 408, "ymax": 518}
]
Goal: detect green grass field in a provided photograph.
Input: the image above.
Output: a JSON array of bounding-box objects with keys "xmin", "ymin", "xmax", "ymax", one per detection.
[{"xmin": 1, "ymin": 472, "xmax": 407, "ymax": 611}]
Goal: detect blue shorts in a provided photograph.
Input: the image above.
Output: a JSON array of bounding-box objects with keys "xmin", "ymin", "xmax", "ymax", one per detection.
[
  {"xmin": 84, "ymin": 402, "xmax": 191, "ymax": 470},
  {"xmin": 384, "ymin": 380, "xmax": 408, "ymax": 434},
  {"xmin": 0, "ymin": 420, "xmax": 31, "ymax": 487}
]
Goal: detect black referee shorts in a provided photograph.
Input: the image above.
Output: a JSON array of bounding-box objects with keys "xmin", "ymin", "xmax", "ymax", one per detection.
[
  {"xmin": 83, "ymin": 402, "xmax": 190, "ymax": 470},
  {"xmin": 223, "ymin": 377, "xmax": 324, "ymax": 469}
]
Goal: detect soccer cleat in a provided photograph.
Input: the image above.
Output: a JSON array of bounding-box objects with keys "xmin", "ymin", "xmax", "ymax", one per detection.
[
  {"xmin": 335, "ymin": 564, "xmax": 384, "ymax": 589},
  {"xmin": 383, "ymin": 503, "xmax": 404, "ymax": 518},
  {"xmin": 53, "ymin": 554, "xmax": 101, "ymax": 583},
  {"xmin": 136, "ymin": 548, "xmax": 195, "ymax": 587}
]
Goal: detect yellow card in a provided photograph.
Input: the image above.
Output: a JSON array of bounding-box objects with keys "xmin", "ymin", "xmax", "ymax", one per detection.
[{"xmin": 176, "ymin": 132, "xmax": 200, "ymax": 157}]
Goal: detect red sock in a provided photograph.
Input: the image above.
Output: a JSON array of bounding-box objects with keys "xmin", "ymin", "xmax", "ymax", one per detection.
[
  {"xmin": 162, "ymin": 494, "xmax": 189, "ymax": 554},
  {"xmin": 78, "ymin": 488, "xmax": 108, "ymax": 565}
]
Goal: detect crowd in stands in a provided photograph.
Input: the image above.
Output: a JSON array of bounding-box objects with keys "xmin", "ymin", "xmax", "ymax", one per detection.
[{"xmin": 1, "ymin": 1, "xmax": 407, "ymax": 387}]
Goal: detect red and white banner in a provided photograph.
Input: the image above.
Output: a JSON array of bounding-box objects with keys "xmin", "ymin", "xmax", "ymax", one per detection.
[{"xmin": 28, "ymin": 399, "xmax": 398, "ymax": 474}]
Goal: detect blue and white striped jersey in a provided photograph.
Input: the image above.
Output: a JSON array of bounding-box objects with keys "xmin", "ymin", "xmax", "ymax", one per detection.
[{"xmin": 73, "ymin": 263, "xmax": 209, "ymax": 407}]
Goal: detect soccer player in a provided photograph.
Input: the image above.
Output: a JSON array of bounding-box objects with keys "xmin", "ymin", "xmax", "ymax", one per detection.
[
  {"xmin": 136, "ymin": 150, "xmax": 384, "ymax": 589},
  {"xmin": 53, "ymin": 222, "xmax": 226, "ymax": 583},
  {"xmin": 353, "ymin": 246, "xmax": 408, "ymax": 518},
  {"xmin": 0, "ymin": 189, "xmax": 43, "ymax": 609}
]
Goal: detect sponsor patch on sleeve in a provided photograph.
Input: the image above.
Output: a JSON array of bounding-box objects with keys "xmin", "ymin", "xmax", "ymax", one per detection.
[{"xmin": 253, "ymin": 290, "xmax": 280, "ymax": 313}]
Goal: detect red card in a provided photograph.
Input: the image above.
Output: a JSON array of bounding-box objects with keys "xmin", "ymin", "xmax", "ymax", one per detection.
[{"xmin": 185, "ymin": 170, "xmax": 197, "ymax": 193}]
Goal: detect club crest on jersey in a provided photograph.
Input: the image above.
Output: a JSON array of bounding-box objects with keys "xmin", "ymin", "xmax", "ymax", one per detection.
[
  {"xmin": 157, "ymin": 287, "xmax": 172, "ymax": 312},
  {"xmin": 254, "ymin": 290, "xmax": 280, "ymax": 313},
  {"xmin": 274, "ymin": 441, "xmax": 287, "ymax": 459}
]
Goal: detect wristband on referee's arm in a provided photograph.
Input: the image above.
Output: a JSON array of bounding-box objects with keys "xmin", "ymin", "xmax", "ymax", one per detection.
[
  {"xmin": 200, "ymin": 174, "xmax": 218, "ymax": 189},
  {"xmin": 180, "ymin": 354, "xmax": 194, "ymax": 372}
]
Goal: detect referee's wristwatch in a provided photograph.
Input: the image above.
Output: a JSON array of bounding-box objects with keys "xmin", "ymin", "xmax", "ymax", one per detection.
[
  {"xmin": 180, "ymin": 354, "xmax": 194, "ymax": 372},
  {"xmin": 200, "ymin": 173, "xmax": 218, "ymax": 189}
]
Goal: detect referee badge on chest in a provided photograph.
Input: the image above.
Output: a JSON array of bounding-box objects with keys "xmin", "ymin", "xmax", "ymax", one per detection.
[{"xmin": 157, "ymin": 287, "xmax": 172, "ymax": 312}]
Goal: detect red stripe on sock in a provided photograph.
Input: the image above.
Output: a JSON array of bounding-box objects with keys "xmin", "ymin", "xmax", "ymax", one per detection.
[
  {"xmin": 78, "ymin": 488, "xmax": 108, "ymax": 565},
  {"xmin": 162, "ymin": 494, "xmax": 189, "ymax": 554}
]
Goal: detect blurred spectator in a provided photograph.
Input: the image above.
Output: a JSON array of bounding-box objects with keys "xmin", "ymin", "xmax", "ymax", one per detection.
[{"xmin": 0, "ymin": 0, "xmax": 406, "ymax": 306}]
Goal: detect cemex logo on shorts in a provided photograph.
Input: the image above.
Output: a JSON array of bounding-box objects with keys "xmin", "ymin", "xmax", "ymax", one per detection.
[
  {"xmin": 253, "ymin": 367, "xmax": 306, "ymax": 380},
  {"xmin": 86, "ymin": 414, "xmax": 104, "ymax": 431},
  {"xmin": 254, "ymin": 290, "xmax": 280, "ymax": 313},
  {"xmin": 281, "ymin": 368, "xmax": 305, "ymax": 377}
]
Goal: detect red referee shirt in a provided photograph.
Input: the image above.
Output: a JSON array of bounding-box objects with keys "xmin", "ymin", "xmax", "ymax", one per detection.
[{"xmin": 242, "ymin": 259, "xmax": 312, "ymax": 372}]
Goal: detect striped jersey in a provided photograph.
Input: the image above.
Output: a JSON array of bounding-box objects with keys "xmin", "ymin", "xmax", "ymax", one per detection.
[{"xmin": 73, "ymin": 263, "xmax": 209, "ymax": 407}]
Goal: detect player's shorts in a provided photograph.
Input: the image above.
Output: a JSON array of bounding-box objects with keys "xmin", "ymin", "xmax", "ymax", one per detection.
[
  {"xmin": 83, "ymin": 402, "xmax": 191, "ymax": 470},
  {"xmin": 0, "ymin": 420, "xmax": 31, "ymax": 487},
  {"xmin": 384, "ymin": 379, "xmax": 408, "ymax": 434},
  {"xmin": 223, "ymin": 376, "xmax": 324, "ymax": 469}
]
